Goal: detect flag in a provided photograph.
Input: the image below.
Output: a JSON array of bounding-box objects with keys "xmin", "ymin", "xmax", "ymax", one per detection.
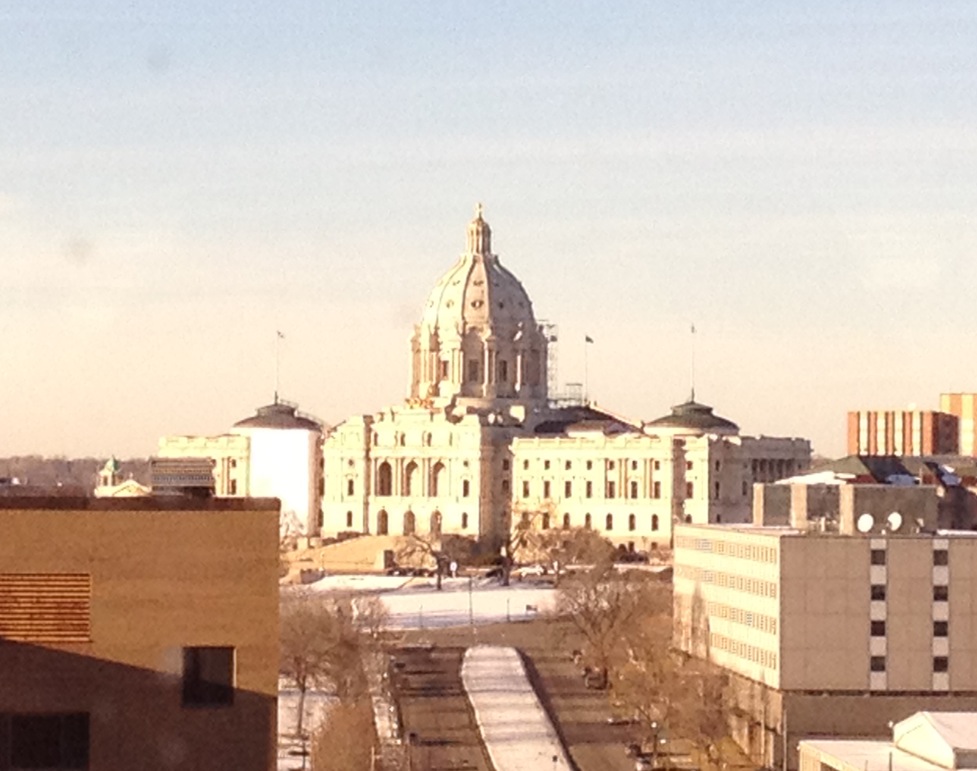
[{"xmin": 585, "ymin": 335, "xmax": 594, "ymax": 344}]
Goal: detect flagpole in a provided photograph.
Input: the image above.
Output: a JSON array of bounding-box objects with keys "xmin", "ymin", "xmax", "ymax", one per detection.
[
  {"xmin": 275, "ymin": 330, "xmax": 284, "ymax": 404},
  {"xmin": 690, "ymin": 323, "xmax": 696, "ymax": 401},
  {"xmin": 584, "ymin": 340, "xmax": 589, "ymax": 402}
]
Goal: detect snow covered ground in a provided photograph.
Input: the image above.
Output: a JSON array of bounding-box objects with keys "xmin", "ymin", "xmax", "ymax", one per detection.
[
  {"xmin": 277, "ymin": 681, "xmax": 333, "ymax": 771},
  {"xmin": 462, "ymin": 645, "xmax": 572, "ymax": 771}
]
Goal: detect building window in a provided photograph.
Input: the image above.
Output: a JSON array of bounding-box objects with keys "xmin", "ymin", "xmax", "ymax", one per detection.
[
  {"xmin": 653, "ymin": 460, "xmax": 660, "ymax": 470},
  {"xmin": 565, "ymin": 461, "xmax": 572, "ymax": 470},
  {"xmin": 605, "ymin": 514, "xmax": 614, "ymax": 531},
  {"xmin": 606, "ymin": 482, "xmax": 616, "ymax": 499},
  {"xmin": 543, "ymin": 481, "xmax": 551, "ymax": 498},
  {"xmin": 870, "ymin": 620, "xmax": 886, "ymax": 636},
  {"xmin": 522, "ymin": 481, "xmax": 530, "ymax": 498},
  {"xmin": 502, "ymin": 459, "xmax": 510, "ymax": 471},
  {"xmin": 502, "ymin": 479, "xmax": 510, "ymax": 494},
  {"xmin": 631, "ymin": 460, "xmax": 638, "ymax": 470},
  {"xmin": 346, "ymin": 511, "xmax": 353, "ymax": 528},
  {"xmin": 870, "ymin": 549, "xmax": 886, "ymax": 566},
  {"xmin": 742, "ymin": 480, "xmax": 748, "ymax": 496},
  {"xmin": 498, "ymin": 359, "xmax": 508, "ymax": 382},
  {"xmin": 377, "ymin": 462, "xmax": 392, "ymax": 497},
  {"xmin": 347, "ymin": 478, "xmax": 354, "ymax": 496},
  {"xmin": 542, "ymin": 513, "xmax": 550, "ymax": 529},
  {"xmin": 628, "ymin": 514, "xmax": 636, "ymax": 532},
  {"xmin": 565, "ymin": 480, "xmax": 572, "ymax": 497},
  {"xmin": 630, "ymin": 481, "xmax": 638, "ymax": 499},
  {"xmin": 467, "ymin": 359, "xmax": 480, "ymax": 382},
  {"xmin": 686, "ymin": 461, "xmax": 693, "ymax": 471},
  {"xmin": 183, "ymin": 646, "xmax": 235, "ymax": 707},
  {"xmin": 544, "ymin": 460, "xmax": 550, "ymax": 470},
  {"xmin": 228, "ymin": 479, "xmax": 238, "ymax": 495},
  {"xmin": 523, "ymin": 460, "xmax": 529, "ymax": 470},
  {"xmin": 586, "ymin": 481, "xmax": 593, "ymax": 498},
  {"xmin": 934, "ymin": 585, "xmax": 949, "ymax": 602},
  {"xmin": 934, "ymin": 620, "xmax": 949, "ymax": 637},
  {"xmin": 462, "ymin": 480, "xmax": 471, "ymax": 497},
  {"xmin": 562, "ymin": 513, "xmax": 570, "ymax": 529},
  {"xmin": 653, "ymin": 481, "xmax": 661, "ymax": 499},
  {"xmin": 713, "ymin": 481, "xmax": 720, "ymax": 499},
  {"xmin": 871, "ymin": 585, "xmax": 886, "ymax": 601},
  {"xmin": 9, "ymin": 713, "xmax": 89, "ymax": 770},
  {"xmin": 431, "ymin": 462, "xmax": 445, "ymax": 497},
  {"xmin": 440, "ymin": 360, "xmax": 450, "ymax": 379},
  {"xmin": 586, "ymin": 461, "xmax": 593, "ymax": 470},
  {"xmin": 685, "ymin": 482, "xmax": 694, "ymax": 498},
  {"xmin": 652, "ymin": 514, "xmax": 659, "ymax": 531},
  {"xmin": 584, "ymin": 513, "xmax": 592, "ymax": 529},
  {"xmin": 934, "ymin": 549, "xmax": 949, "ymax": 566},
  {"xmin": 870, "ymin": 656, "xmax": 886, "ymax": 672},
  {"xmin": 934, "ymin": 656, "xmax": 949, "ymax": 672},
  {"xmin": 608, "ymin": 461, "xmax": 615, "ymax": 470}
]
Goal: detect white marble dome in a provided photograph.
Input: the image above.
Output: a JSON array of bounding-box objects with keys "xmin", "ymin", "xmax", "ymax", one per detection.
[{"xmin": 420, "ymin": 206, "xmax": 537, "ymax": 334}]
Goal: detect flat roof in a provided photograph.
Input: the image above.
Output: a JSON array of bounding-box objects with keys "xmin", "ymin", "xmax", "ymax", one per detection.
[
  {"xmin": 802, "ymin": 740, "xmax": 943, "ymax": 771},
  {"xmin": 0, "ymin": 496, "xmax": 280, "ymax": 511}
]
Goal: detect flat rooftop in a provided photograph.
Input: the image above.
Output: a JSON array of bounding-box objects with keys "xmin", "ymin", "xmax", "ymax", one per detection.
[{"xmin": 0, "ymin": 496, "xmax": 280, "ymax": 511}]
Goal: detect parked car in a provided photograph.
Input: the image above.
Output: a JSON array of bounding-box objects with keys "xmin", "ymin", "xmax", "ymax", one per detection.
[
  {"xmin": 634, "ymin": 757, "xmax": 654, "ymax": 771},
  {"xmin": 513, "ymin": 563, "xmax": 546, "ymax": 578}
]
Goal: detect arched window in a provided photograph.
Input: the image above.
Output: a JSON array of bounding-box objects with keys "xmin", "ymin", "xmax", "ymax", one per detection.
[
  {"xmin": 541, "ymin": 513, "xmax": 550, "ymax": 530},
  {"xmin": 651, "ymin": 514, "xmax": 659, "ymax": 532},
  {"xmin": 562, "ymin": 513, "xmax": 570, "ymax": 529},
  {"xmin": 430, "ymin": 510, "xmax": 442, "ymax": 536},
  {"xmin": 461, "ymin": 512, "xmax": 469, "ymax": 529},
  {"xmin": 403, "ymin": 461, "xmax": 418, "ymax": 496},
  {"xmin": 377, "ymin": 510, "xmax": 389, "ymax": 535},
  {"xmin": 346, "ymin": 511, "xmax": 353, "ymax": 528},
  {"xmin": 431, "ymin": 462, "xmax": 445, "ymax": 497},
  {"xmin": 584, "ymin": 513, "xmax": 592, "ymax": 530},
  {"xmin": 605, "ymin": 514, "xmax": 614, "ymax": 531},
  {"xmin": 628, "ymin": 514, "xmax": 636, "ymax": 532},
  {"xmin": 377, "ymin": 462, "xmax": 392, "ymax": 497},
  {"xmin": 403, "ymin": 510, "xmax": 416, "ymax": 536}
]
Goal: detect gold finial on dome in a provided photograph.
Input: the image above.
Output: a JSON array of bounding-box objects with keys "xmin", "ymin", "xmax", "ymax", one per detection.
[{"xmin": 466, "ymin": 203, "xmax": 491, "ymax": 255}]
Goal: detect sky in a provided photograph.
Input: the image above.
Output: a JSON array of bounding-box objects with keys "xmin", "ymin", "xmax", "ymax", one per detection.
[{"xmin": 1, "ymin": 1, "xmax": 976, "ymax": 458}]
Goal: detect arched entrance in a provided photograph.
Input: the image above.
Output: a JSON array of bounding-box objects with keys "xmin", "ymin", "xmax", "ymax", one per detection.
[
  {"xmin": 377, "ymin": 462, "xmax": 392, "ymax": 496},
  {"xmin": 377, "ymin": 510, "xmax": 389, "ymax": 535}
]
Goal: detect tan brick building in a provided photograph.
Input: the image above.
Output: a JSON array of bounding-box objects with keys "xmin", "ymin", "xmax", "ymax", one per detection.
[
  {"xmin": 847, "ymin": 409, "xmax": 959, "ymax": 456},
  {"xmin": 941, "ymin": 393, "xmax": 977, "ymax": 456},
  {"xmin": 0, "ymin": 497, "xmax": 280, "ymax": 771},
  {"xmin": 674, "ymin": 516, "xmax": 977, "ymax": 769}
]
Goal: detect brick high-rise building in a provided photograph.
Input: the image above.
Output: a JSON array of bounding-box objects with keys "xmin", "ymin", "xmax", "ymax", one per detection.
[{"xmin": 847, "ymin": 409, "xmax": 959, "ymax": 456}]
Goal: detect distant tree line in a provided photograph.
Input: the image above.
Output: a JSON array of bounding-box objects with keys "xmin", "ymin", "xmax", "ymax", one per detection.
[{"xmin": 0, "ymin": 456, "xmax": 151, "ymax": 490}]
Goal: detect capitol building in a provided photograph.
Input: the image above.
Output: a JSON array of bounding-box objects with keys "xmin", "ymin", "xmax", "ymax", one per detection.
[{"xmin": 321, "ymin": 207, "xmax": 811, "ymax": 551}]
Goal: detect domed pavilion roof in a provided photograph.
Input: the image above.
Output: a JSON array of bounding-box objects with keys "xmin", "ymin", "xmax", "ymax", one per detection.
[
  {"xmin": 646, "ymin": 393, "xmax": 739, "ymax": 435},
  {"xmin": 232, "ymin": 401, "xmax": 322, "ymax": 431},
  {"xmin": 419, "ymin": 204, "xmax": 537, "ymax": 336}
]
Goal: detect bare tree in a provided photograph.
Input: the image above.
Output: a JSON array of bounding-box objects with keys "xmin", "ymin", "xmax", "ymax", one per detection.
[
  {"xmin": 311, "ymin": 698, "xmax": 376, "ymax": 771},
  {"xmin": 555, "ymin": 560, "xmax": 647, "ymax": 685},
  {"xmin": 279, "ymin": 593, "xmax": 365, "ymax": 737},
  {"xmin": 396, "ymin": 533, "xmax": 471, "ymax": 590}
]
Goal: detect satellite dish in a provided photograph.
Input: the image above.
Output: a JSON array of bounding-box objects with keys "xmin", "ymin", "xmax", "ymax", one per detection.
[
  {"xmin": 856, "ymin": 513, "xmax": 875, "ymax": 533},
  {"xmin": 887, "ymin": 511, "xmax": 904, "ymax": 532}
]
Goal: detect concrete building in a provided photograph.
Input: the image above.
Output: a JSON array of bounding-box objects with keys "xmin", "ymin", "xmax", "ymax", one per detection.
[
  {"xmin": 0, "ymin": 496, "xmax": 280, "ymax": 771},
  {"xmin": 941, "ymin": 393, "xmax": 977, "ymax": 456},
  {"xmin": 159, "ymin": 400, "xmax": 324, "ymax": 534},
  {"xmin": 321, "ymin": 207, "xmax": 811, "ymax": 550},
  {"xmin": 847, "ymin": 409, "xmax": 959, "ymax": 456},
  {"xmin": 674, "ymin": 514, "xmax": 977, "ymax": 769},
  {"xmin": 800, "ymin": 711, "xmax": 977, "ymax": 771}
]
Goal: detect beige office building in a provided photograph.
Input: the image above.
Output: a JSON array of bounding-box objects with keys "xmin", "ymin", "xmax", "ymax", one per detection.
[{"xmin": 674, "ymin": 519, "xmax": 977, "ymax": 769}]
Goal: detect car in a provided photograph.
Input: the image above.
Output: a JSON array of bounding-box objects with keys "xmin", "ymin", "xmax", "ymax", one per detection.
[{"xmin": 634, "ymin": 757, "xmax": 654, "ymax": 771}]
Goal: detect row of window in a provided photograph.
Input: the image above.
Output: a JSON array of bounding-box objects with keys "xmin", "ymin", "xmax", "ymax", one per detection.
[
  {"xmin": 869, "ymin": 655, "xmax": 949, "ymax": 673},
  {"xmin": 869, "ymin": 620, "xmax": 949, "ymax": 638},
  {"xmin": 870, "ymin": 584, "xmax": 949, "ymax": 602},
  {"xmin": 675, "ymin": 565, "xmax": 778, "ymax": 599},
  {"xmin": 520, "ymin": 479, "xmax": 664, "ymax": 501},
  {"xmin": 674, "ymin": 537, "xmax": 778, "ymax": 564},
  {"xmin": 516, "ymin": 458, "xmax": 664, "ymax": 472},
  {"xmin": 709, "ymin": 632, "xmax": 778, "ymax": 669},
  {"xmin": 707, "ymin": 600, "xmax": 778, "ymax": 635}
]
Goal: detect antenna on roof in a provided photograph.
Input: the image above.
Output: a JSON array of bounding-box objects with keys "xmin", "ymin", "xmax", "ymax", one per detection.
[
  {"xmin": 275, "ymin": 330, "xmax": 285, "ymax": 404},
  {"xmin": 690, "ymin": 322, "xmax": 697, "ymax": 401}
]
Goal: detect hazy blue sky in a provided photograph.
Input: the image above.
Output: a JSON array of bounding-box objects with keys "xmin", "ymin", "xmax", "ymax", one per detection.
[{"xmin": 1, "ymin": 1, "xmax": 976, "ymax": 457}]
